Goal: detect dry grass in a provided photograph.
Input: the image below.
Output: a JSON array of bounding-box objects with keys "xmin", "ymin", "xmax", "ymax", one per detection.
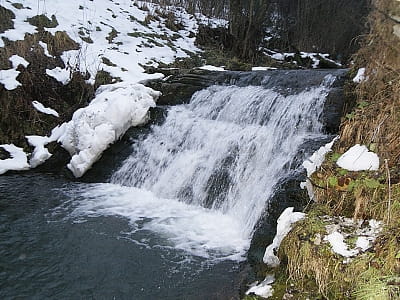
[
  {"xmin": 275, "ymin": 2, "xmax": 400, "ymax": 298},
  {"xmin": 338, "ymin": 0, "xmax": 400, "ymax": 170}
]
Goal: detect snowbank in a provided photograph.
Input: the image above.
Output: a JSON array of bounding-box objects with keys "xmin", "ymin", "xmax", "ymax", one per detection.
[
  {"xmin": 336, "ymin": 144, "xmax": 379, "ymax": 171},
  {"xmin": 0, "ymin": 144, "xmax": 30, "ymax": 174},
  {"xmin": 263, "ymin": 207, "xmax": 305, "ymax": 267},
  {"xmin": 58, "ymin": 83, "xmax": 160, "ymax": 177}
]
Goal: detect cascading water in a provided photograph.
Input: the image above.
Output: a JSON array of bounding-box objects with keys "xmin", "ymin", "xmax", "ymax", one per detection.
[{"xmin": 69, "ymin": 73, "xmax": 336, "ymax": 261}]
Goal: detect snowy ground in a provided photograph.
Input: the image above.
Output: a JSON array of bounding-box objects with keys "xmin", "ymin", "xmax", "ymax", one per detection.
[{"xmin": 0, "ymin": 0, "xmax": 219, "ymax": 176}]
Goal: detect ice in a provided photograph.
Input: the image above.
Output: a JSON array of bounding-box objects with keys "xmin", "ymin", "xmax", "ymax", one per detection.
[
  {"xmin": 336, "ymin": 144, "xmax": 379, "ymax": 171},
  {"xmin": 32, "ymin": 101, "xmax": 59, "ymax": 117},
  {"xmin": 0, "ymin": 144, "xmax": 30, "ymax": 174},
  {"xmin": 263, "ymin": 207, "xmax": 305, "ymax": 267}
]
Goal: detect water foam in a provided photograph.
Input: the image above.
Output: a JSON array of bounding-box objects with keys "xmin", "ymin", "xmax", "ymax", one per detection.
[{"xmin": 70, "ymin": 77, "xmax": 335, "ymax": 260}]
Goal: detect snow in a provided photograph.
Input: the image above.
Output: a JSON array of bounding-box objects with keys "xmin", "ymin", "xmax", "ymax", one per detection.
[
  {"xmin": 32, "ymin": 101, "xmax": 59, "ymax": 117},
  {"xmin": 26, "ymin": 135, "xmax": 52, "ymax": 168},
  {"xmin": 46, "ymin": 67, "xmax": 71, "ymax": 85},
  {"xmin": 9, "ymin": 55, "xmax": 29, "ymax": 68},
  {"xmin": 58, "ymin": 83, "xmax": 160, "ymax": 177},
  {"xmin": 336, "ymin": 144, "xmax": 379, "ymax": 171},
  {"xmin": 38, "ymin": 42, "xmax": 53, "ymax": 58},
  {"xmin": 303, "ymin": 136, "xmax": 338, "ymax": 177},
  {"xmin": 0, "ymin": 144, "xmax": 30, "ymax": 174},
  {"xmin": 246, "ymin": 275, "xmax": 275, "ymax": 298},
  {"xmin": 0, "ymin": 69, "xmax": 21, "ymax": 90},
  {"xmin": 353, "ymin": 68, "xmax": 366, "ymax": 83},
  {"xmin": 263, "ymin": 207, "xmax": 305, "ymax": 267},
  {"xmin": 325, "ymin": 231, "xmax": 359, "ymax": 257},
  {"xmin": 266, "ymin": 50, "xmax": 341, "ymax": 68},
  {"xmin": 25, "ymin": 125, "xmax": 67, "ymax": 168},
  {"xmin": 199, "ymin": 65, "xmax": 225, "ymax": 71},
  {"xmin": 301, "ymin": 137, "xmax": 338, "ymax": 199},
  {"xmin": 323, "ymin": 216, "xmax": 382, "ymax": 259},
  {"xmin": 252, "ymin": 66, "xmax": 277, "ymax": 71},
  {"xmin": 0, "ymin": 0, "xmax": 226, "ymax": 176}
]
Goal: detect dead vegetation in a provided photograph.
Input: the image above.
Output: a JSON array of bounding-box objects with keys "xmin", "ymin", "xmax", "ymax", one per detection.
[
  {"xmin": 271, "ymin": 1, "xmax": 400, "ymax": 299},
  {"xmin": 0, "ymin": 28, "xmax": 92, "ymax": 150}
]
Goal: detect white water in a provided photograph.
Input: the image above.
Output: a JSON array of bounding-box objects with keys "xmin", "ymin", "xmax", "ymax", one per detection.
[{"xmin": 70, "ymin": 76, "xmax": 335, "ymax": 261}]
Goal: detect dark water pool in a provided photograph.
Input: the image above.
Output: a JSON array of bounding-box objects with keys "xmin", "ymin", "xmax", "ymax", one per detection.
[{"xmin": 0, "ymin": 174, "xmax": 241, "ymax": 299}]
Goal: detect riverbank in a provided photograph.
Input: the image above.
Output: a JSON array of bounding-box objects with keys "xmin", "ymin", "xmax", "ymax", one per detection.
[{"xmin": 251, "ymin": 1, "xmax": 400, "ymax": 298}]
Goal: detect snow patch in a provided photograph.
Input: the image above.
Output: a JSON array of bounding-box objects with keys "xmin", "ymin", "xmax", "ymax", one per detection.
[
  {"xmin": 0, "ymin": 69, "xmax": 21, "ymax": 90},
  {"xmin": 323, "ymin": 216, "xmax": 382, "ymax": 259},
  {"xmin": 325, "ymin": 231, "xmax": 358, "ymax": 257},
  {"xmin": 58, "ymin": 83, "xmax": 159, "ymax": 177},
  {"xmin": 252, "ymin": 66, "xmax": 277, "ymax": 71},
  {"xmin": 336, "ymin": 144, "xmax": 379, "ymax": 171},
  {"xmin": 303, "ymin": 136, "xmax": 338, "ymax": 177},
  {"xmin": 38, "ymin": 41, "xmax": 53, "ymax": 58},
  {"xmin": 246, "ymin": 275, "xmax": 275, "ymax": 298},
  {"xmin": 199, "ymin": 65, "xmax": 225, "ymax": 71},
  {"xmin": 26, "ymin": 125, "xmax": 67, "ymax": 168},
  {"xmin": 46, "ymin": 67, "xmax": 71, "ymax": 85},
  {"xmin": 0, "ymin": 144, "xmax": 30, "ymax": 174},
  {"xmin": 353, "ymin": 68, "xmax": 366, "ymax": 83},
  {"xmin": 263, "ymin": 207, "xmax": 305, "ymax": 267},
  {"xmin": 9, "ymin": 55, "xmax": 29, "ymax": 68},
  {"xmin": 32, "ymin": 101, "xmax": 59, "ymax": 117}
]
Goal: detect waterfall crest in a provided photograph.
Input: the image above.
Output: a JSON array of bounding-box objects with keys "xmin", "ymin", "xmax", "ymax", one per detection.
[{"xmin": 111, "ymin": 75, "xmax": 334, "ymax": 239}]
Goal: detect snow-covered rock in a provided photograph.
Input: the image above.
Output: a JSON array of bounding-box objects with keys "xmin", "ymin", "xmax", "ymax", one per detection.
[
  {"xmin": 263, "ymin": 207, "xmax": 305, "ymax": 267},
  {"xmin": 58, "ymin": 83, "xmax": 160, "ymax": 177},
  {"xmin": 336, "ymin": 144, "xmax": 379, "ymax": 171},
  {"xmin": 0, "ymin": 144, "xmax": 30, "ymax": 174}
]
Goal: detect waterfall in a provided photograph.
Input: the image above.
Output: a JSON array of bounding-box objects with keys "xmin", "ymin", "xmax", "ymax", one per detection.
[{"xmin": 70, "ymin": 74, "xmax": 336, "ymax": 260}]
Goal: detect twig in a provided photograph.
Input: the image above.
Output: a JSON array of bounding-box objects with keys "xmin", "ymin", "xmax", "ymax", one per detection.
[{"xmin": 385, "ymin": 159, "xmax": 391, "ymax": 224}]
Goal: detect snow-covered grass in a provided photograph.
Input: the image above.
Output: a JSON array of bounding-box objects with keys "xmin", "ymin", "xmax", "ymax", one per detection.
[
  {"xmin": 264, "ymin": 49, "xmax": 342, "ymax": 69},
  {"xmin": 0, "ymin": 0, "xmax": 213, "ymax": 176}
]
